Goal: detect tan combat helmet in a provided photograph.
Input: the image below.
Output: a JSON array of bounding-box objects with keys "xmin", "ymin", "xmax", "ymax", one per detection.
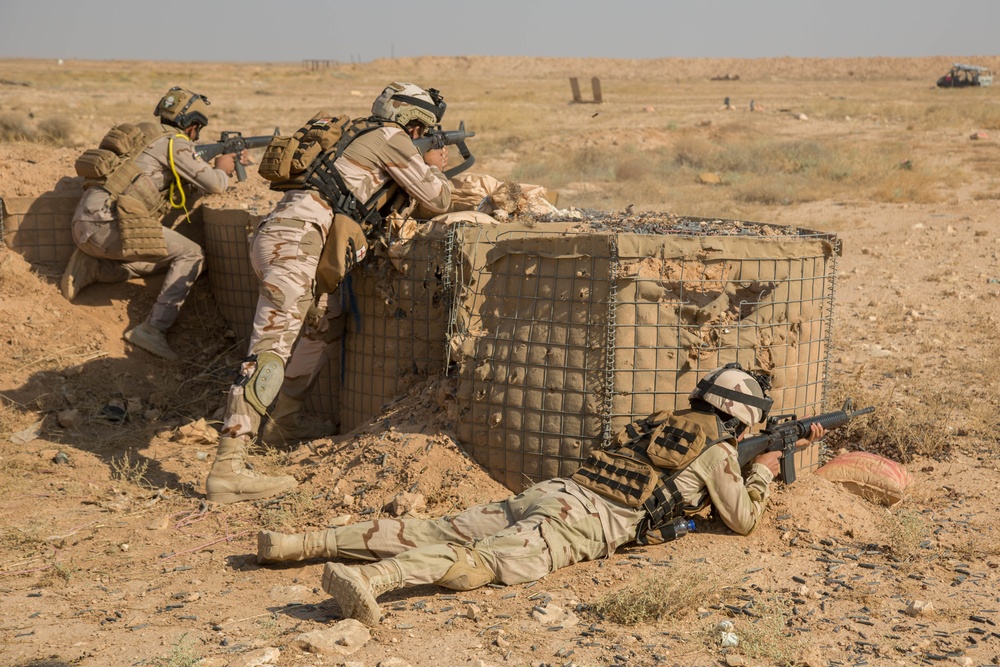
[
  {"xmin": 371, "ymin": 82, "xmax": 446, "ymax": 130},
  {"xmin": 690, "ymin": 363, "xmax": 773, "ymax": 427},
  {"xmin": 154, "ymin": 87, "xmax": 211, "ymax": 130}
]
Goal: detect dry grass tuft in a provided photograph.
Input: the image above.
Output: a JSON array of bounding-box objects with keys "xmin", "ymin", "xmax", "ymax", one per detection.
[
  {"xmin": 880, "ymin": 507, "xmax": 929, "ymax": 562},
  {"xmin": 0, "ymin": 111, "xmax": 35, "ymax": 141},
  {"xmin": 591, "ymin": 571, "xmax": 711, "ymax": 624},
  {"xmin": 734, "ymin": 598, "xmax": 806, "ymax": 667}
]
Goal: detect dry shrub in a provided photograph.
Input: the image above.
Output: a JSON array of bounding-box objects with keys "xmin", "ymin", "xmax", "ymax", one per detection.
[
  {"xmin": 591, "ymin": 571, "xmax": 710, "ymax": 624},
  {"xmin": 824, "ymin": 376, "xmax": 951, "ymax": 462},
  {"xmin": 734, "ymin": 598, "xmax": 805, "ymax": 667},
  {"xmin": 880, "ymin": 507, "xmax": 929, "ymax": 562},
  {"xmin": 0, "ymin": 111, "xmax": 35, "ymax": 141},
  {"xmin": 37, "ymin": 116, "xmax": 76, "ymax": 145}
]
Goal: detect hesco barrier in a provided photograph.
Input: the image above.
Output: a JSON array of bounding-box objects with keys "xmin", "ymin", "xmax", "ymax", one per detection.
[
  {"xmin": 448, "ymin": 214, "xmax": 839, "ymax": 491},
  {"xmin": 198, "ymin": 208, "xmax": 841, "ymax": 493},
  {"xmin": 0, "ymin": 195, "xmax": 80, "ymax": 264}
]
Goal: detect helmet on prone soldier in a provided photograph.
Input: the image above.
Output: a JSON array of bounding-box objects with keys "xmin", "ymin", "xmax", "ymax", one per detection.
[
  {"xmin": 371, "ymin": 82, "xmax": 446, "ymax": 130},
  {"xmin": 154, "ymin": 87, "xmax": 211, "ymax": 131},
  {"xmin": 690, "ymin": 363, "xmax": 773, "ymax": 428}
]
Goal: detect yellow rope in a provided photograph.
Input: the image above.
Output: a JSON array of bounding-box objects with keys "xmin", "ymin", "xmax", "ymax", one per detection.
[{"xmin": 167, "ymin": 134, "xmax": 192, "ymax": 223}]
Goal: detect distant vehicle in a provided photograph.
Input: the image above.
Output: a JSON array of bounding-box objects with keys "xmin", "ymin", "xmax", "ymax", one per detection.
[{"xmin": 937, "ymin": 63, "xmax": 993, "ymax": 88}]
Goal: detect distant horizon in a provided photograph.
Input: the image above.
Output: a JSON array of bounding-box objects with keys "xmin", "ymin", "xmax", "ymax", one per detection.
[{"xmin": 2, "ymin": 0, "xmax": 999, "ymax": 62}]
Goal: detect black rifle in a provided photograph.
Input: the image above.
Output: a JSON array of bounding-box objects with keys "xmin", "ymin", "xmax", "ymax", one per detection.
[
  {"xmin": 411, "ymin": 121, "xmax": 476, "ymax": 178},
  {"xmin": 195, "ymin": 129, "xmax": 278, "ymax": 181},
  {"xmin": 737, "ymin": 399, "xmax": 875, "ymax": 484}
]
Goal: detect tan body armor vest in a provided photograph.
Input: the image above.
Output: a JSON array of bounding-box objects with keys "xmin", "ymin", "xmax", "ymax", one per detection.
[
  {"xmin": 572, "ymin": 408, "xmax": 733, "ymax": 544},
  {"xmin": 74, "ymin": 122, "xmax": 179, "ymax": 256}
]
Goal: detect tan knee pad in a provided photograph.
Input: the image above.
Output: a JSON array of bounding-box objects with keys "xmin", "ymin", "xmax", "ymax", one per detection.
[{"xmin": 435, "ymin": 545, "xmax": 495, "ymax": 591}]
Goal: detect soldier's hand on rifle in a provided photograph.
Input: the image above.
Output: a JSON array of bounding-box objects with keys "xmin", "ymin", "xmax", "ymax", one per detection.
[
  {"xmin": 752, "ymin": 450, "xmax": 783, "ymax": 477},
  {"xmin": 237, "ymin": 148, "xmax": 250, "ymax": 166},
  {"xmin": 796, "ymin": 422, "xmax": 826, "ymax": 448},
  {"xmin": 214, "ymin": 152, "xmax": 237, "ymax": 176},
  {"xmin": 423, "ymin": 147, "xmax": 448, "ymax": 171}
]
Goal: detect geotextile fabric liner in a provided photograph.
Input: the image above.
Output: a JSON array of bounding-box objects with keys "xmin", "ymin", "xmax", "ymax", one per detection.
[
  {"xmin": 0, "ymin": 194, "xmax": 80, "ymax": 264},
  {"xmin": 338, "ymin": 231, "xmax": 451, "ymax": 432},
  {"xmin": 450, "ymin": 223, "xmax": 838, "ymax": 492}
]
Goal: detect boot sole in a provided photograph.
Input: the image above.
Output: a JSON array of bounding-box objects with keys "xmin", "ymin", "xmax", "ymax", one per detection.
[{"xmin": 322, "ymin": 562, "xmax": 381, "ymax": 627}]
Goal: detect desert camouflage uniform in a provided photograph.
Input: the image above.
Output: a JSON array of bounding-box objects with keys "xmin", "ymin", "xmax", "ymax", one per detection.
[
  {"xmin": 71, "ymin": 127, "xmax": 229, "ymax": 331},
  {"xmin": 221, "ymin": 125, "xmax": 451, "ymax": 441},
  {"xmin": 316, "ymin": 410, "xmax": 773, "ymax": 589}
]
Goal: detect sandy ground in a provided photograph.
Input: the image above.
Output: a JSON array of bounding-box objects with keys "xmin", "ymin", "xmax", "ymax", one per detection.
[{"xmin": 1, "ymin": 56, "xmax": 999, "ymax": 667}]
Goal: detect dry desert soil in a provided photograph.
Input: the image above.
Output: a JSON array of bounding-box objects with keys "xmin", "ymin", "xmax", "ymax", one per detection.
[{"xmin": 0, "ymin": 56, "xmax": 999, "ymax": 667}]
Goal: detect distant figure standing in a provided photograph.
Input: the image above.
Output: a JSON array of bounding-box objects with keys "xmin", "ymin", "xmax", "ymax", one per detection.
[{"xmin": 722, "ymin": 96, "xmax": 734, "ymax": 110}]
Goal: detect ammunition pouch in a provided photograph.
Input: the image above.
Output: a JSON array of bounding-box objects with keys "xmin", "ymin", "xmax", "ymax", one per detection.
[
  {"xmin": 315, "ymin": 214, "xmax": 369, "ymax": 294},
  {"xmin": 571, "ymin": 450, "xmax": 659, "ymax": 509},
  {"xmin": 116, "ymin": 193, "xmax": 167, "ymax": 258}
]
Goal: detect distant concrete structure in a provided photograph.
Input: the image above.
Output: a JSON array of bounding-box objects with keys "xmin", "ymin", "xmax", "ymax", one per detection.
[{"xmin": 570, "ymin": 77, "xmax": 603, "ymax": 104}]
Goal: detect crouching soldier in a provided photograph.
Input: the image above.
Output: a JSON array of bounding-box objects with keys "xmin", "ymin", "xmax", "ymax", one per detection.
[
  {"xmin": 62, "ymin": 87, "xmax": 243, "ymax": 361},
  {"xmin": 256, "ymin": 364, "xmax": 826, "ymax": 626}
]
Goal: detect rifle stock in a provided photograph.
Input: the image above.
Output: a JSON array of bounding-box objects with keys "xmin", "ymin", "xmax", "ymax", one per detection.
[
  {"xmin": 737, "ymin": 399, "xmax": 875, "ymax": 484},
  {"xmin": 195, "ymin": 129, "xmax": 278, "ymax": 181}
]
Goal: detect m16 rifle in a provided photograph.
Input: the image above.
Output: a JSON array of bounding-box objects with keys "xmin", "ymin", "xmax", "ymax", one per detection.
[
  {"xmin": 737, "ymin": 399, "xmax": 875, "ymax": 484},
  {"xmin": 411, "ymin": 121, "xmax": 476, "ymax": 178},
  {"xmin": 195, "ymin": 129, "xmax": 279, "ymax": 181}
]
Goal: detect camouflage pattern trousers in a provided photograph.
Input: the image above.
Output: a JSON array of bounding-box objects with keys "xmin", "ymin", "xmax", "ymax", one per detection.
[
  {"xmin": 222, "ymin": 217, "xmax": 342, "ymax": 440},
  {"xmin": 71, "ymin": 218, "xmax": 203, "ymax": 331},
  {"xmin": 331, "ymin": 479, "xmax": 643, "ymax": 588}
]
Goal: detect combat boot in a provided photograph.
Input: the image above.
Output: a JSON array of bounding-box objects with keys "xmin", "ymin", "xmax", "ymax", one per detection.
[
  {"xmin": 123, "ymin": 322, "xmax": 179, "ymax": 362},
  {"xmin": 260, "ymin": 393, "xmax": 335, "ymax": 448},
  {"xmin": 257, "ymin": 529, "xmax": 337, "ymax": 564},
  {"xmin": 322, "ymin": 561, "xmax": 404, "ymax": 627},
  {"xmin": 206, "ymin": 436, "xmax": 297, "ymax": 504},
  {"xmin": 61, "ymin": 248, "xmax": 126, "ymax": 301}
]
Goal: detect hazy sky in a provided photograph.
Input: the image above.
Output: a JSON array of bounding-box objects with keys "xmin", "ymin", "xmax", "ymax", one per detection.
[{"xmin": 1, "ymin": 0, "xmax": 997, "ymax": 62}]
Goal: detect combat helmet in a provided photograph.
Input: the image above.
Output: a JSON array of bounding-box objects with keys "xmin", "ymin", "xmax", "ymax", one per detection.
[
  {"xmin": 371, "ymin": 82, "xmax": 446, "ymax": 130},
  {"xmin": 690, "ymin": 363, "xmax": 773, "ymax": 429},
  {"xmin": 154, "ymin": 87, "xmax": 211, "ymax": 131}
]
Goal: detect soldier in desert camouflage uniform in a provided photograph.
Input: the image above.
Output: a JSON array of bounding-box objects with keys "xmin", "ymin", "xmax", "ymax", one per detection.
[
  {"xmin": 204, "ymin": 83, "xmax": 453, "ymax": 504},
  {"xmin": 62, "ymin": 87, "xmax": 243, "ymax": 361},
  {"xmin": 256, "ymin": 364, "xmax": 826, "ymax": 626}
]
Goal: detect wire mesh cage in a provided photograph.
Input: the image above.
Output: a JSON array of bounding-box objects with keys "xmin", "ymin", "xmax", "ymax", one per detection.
[
  {"xmin": 448, "ymin": 213, "xmax": 840, "ymax": 492},
  {"xmin": 338, "ymin": 233, "xmax": 451, "ymax": 431},
  {"xmin": 0, "ymin": 195, "xmax": 80, "ymax": 264}
]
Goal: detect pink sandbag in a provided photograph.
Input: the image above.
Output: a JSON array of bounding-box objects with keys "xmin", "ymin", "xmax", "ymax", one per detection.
[{"xmin": 815, "ymin": 451, "xmax": 913, "ymax": 506}]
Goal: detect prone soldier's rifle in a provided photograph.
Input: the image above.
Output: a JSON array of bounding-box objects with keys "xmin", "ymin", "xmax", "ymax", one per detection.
[
  {"xmin": 196, "ymin": 129, "xmax": 279, "ymax": 181},
  {"xmin": 411, "ymin": 121, "xmax": 476, "ymax": 177},
  {"xmin": 737, "ymin": 399, "xmax": 875, "ymax": 484}
]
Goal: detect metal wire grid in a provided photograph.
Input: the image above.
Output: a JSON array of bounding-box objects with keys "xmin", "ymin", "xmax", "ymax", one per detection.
[
  {"xmin": 0, "ymin": 195, "xmax": 79, "ymax": 264},
  {"xmin": 338, "ymin": 241, "xmax": 450, "ymax": 431},
  {"xmin": 447, "ymin": 222, "xmax": 838, "ymax": 490}
]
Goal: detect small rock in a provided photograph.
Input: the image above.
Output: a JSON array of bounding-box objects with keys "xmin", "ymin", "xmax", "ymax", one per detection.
[
  {"xmin": 970, "ymin": 131, "xmax": 989, "ymax": 140},
  {"xmin": 725, "ymin": 655, "xmax": 746, "ymax": 667},
  {"xmin": 697, "ymin": 172, "xmax": 723, "ymax": 185},
  {"xmin": 146, "ymin": 516, "xmax": 170, "ymax": 531},
  {"xmin": 642, "ymin": 106, "xmax": 655, "ymax": 112},
  {"xmin": 269, "ymin": 585, "xmax": 312, "ymax": 604},
  {"xmin": 794, "ymin": 112, "xmax": 809, "ymax": 121},
  {"xmin": 531, "ymin": 603, "xmax": 578, "ymax": 627},
  {"xmin": 378, "ymin": 658, "xmax": 412, "ymax": 667},
  {"xmin": 193, "ymin": 658, "xmax": 227, "ymax": 667},
  {"xmin": 388, "ymin": 492, "xmax": 426, "ymax": 517},
  {"xmin": 720, "ymin": 631, "xmax": 739, "ymax": 648},
  {"xmin": 904, "ymin": 599, "xmax": 934, "ymax": 617},
  {"xmin": 292, "ymin": 620, "xmax": 371, "ymax": 656},
  {"xmin": 328, "ymin": 514, "xmax": 352, "ymax": 527},
  {"xmin": 57, "ymin": 409, "xmax": 81, "ymax": 429},
  {"xmin": 465, "ymin": 603, "xmax": 481, "ymax": 620},
  {"xmin": 228, "ymin": 647, "xmax": 280, "ymax": 667}
]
